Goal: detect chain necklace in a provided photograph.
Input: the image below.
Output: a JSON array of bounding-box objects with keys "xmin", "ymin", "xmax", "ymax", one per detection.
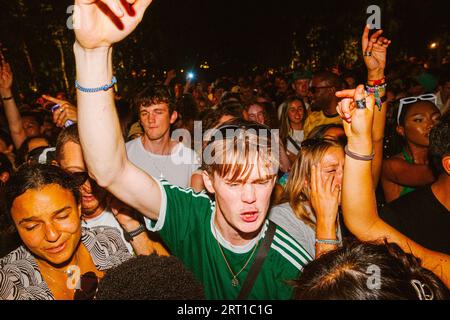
[
  {"xmin": 213, "ymin": 224, "xmax": 258, "ymax": 287},
  {"xmin": 142, "ymin": 137, "xmax": 175, "ymax": 179},
  {"xmin": 37, "ymin": 251, "xmax": 80, "ymax": 299}
]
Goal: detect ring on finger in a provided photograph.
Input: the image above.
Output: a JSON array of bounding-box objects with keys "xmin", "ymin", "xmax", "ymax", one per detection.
[
  {"xmin": 363, "ymin": 51, "xmax": 372, "ymax": 56},
  {"xmin": 355, "ymin": 99, "xmax": 367, "ymax": 109}
]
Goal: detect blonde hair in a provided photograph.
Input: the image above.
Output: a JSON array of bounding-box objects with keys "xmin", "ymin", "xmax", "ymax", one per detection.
[
  {"xmin": 284, "ymin": 139, "xmax": 342, "ymax": 229},
  {"xmin": 202, "ymin": 119, "xmax": 279, "ymax": 182}
]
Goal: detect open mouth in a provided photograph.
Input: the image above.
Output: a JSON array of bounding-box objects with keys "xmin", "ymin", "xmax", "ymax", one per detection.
[
  {"xmin": 240, "ymin": 211, "xmax": 259, "ymax": 223},
  {"xmin": 82, "ymin": 195, "xmax": 95, "ymax": 202}
]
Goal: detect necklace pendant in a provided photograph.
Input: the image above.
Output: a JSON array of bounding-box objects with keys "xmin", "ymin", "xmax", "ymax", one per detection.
[{"xmin": 231, "ymin": 277, "xmax": 239, "ymax": 287}]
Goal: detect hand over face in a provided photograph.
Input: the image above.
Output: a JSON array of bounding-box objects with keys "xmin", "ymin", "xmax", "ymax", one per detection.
[{"xmin": 310, "ymin": 163, "xmax": 340, "ymax": 224}]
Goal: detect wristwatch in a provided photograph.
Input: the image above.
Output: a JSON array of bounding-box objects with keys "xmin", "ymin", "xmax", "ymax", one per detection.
[{"xmin": 124, "ymin": 224, "xmax": 146, "ymax": 242}]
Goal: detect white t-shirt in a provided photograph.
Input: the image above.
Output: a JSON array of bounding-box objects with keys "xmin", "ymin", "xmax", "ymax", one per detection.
[
  {"xmin": 82, "ymin": 208, "xmax": 134, "ymax": 254},
  {"xmin": 126, "ymin": 138, "xmax": 201, "ymax": 188},
  {"xmin": 286, "ymin": 129, "xmax": 305, "ymax": 155}
]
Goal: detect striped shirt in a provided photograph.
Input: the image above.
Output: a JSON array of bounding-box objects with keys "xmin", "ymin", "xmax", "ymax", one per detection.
[
  {"xmin": 145, "ymin": 179, "xmax": 312, "ymax": 299},
  {"xmin": 0, "ymin": 227, "xmax": 131, "ymax": 300}
]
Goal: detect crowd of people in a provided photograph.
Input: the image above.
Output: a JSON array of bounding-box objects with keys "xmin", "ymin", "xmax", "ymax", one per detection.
[{"xmin": 0, "ymin": 0, "xmax": 449, "ymax": 300}]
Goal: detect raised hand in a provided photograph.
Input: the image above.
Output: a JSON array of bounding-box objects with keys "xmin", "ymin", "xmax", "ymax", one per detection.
[
  {"xmin": 335, "ymin": 84, "xmax": 375, "ymax": 142},
  {"xmin": 362, "ymin": 25, "xmax": 391, "ymax": 78},
  {"xmin": 166, "ymin": 69, "xmax": 176, "ymax": 80},
  {"xmin": 0, "ymin": 59, "xmax": 13, "ymax": 94},
  {"xmin": 42, "ymin": 95, "xmax": 78, "ymax": 128},
  {"xmin": 74, "ymin": 0, "xmax": 153, "ymax": 49}
]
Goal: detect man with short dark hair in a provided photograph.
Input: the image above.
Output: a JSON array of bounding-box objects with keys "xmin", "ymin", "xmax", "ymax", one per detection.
[
  {"xmin": 303, "ymin": 71, "xmax": 344, "ymax": 138},
  {"xmin": 291, "ymin": 71, "xmax": 312, "ymax": 109},
  {"xmin": 126, "ymin": 85, "xmax": 203, "ymax": 191}
]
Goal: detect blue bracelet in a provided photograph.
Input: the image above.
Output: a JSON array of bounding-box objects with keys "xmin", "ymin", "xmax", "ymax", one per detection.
[{"xmin": 75, "ymin": 76, "xmax": 117, "ymax": 93}]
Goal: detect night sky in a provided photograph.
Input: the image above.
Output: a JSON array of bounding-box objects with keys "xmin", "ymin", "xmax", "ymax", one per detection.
[
  {"xmin": 138, "ymin": 0, "xmax": 449, "ymax": 69},
  {"xmin": 0, "ymin": 0, "xmax": 448, "ymax": 92}
]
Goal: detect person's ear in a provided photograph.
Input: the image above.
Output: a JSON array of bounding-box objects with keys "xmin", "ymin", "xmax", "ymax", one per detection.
[
  {"xmin": 6, "ymin": 145, "xmax": 13, "ymax": 153},
  {"xmin": 242, "ymin": 110, "xmax": 249, "ymax": 121},
  {"xmin": 396, "ymin": 125, "xmax": 405, "ymax": 137},
  {"xmin": 442, "ymin": 155, "xmax": 450, "ymax": 175},
  {"xmin": 170, "ymin": 110, "xmax": 178, "ymax": 124},
  {"xmin": 202, "ymin": 171, "xmax": 215, "ymax": 194}
]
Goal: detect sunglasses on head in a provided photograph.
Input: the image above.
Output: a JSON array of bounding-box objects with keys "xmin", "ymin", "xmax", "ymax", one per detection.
[
  {"xmin": 69, "ymin": 171, "xmax": 90, "ymax": 186},
  {"xmin": 205, "ymin": 123, "xmax": 272, "ymax": 146},
  {"xmin": 397, "ymin": 94, "xmax": 436, "ymax": 125},
  {"xmin": 300, "ymin": 137, "xmax": 344, "ymax": 148}
]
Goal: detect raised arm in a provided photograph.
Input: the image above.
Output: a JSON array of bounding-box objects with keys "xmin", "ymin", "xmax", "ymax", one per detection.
[
  {"xmin": 337, "ymin": 85, "xmax": 450, "ymax": 288},
  {"xmin": 0, "ymin": 59, "xmax": 27, "ymax": 149},
  {"xmin": 73, "ymin": 0, "xmax": 161, "ymax": 220},
  {"xmin": 361, "ymin": 25, "xmax": 390, "ymax": 188}
]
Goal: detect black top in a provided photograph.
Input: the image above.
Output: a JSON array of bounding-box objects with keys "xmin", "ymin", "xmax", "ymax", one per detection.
[{"xmin": 380, "ymin": 185, "xmax": 450, "ymax": 255}]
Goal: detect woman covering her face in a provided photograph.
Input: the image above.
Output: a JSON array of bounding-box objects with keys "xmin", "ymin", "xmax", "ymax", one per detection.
[
  {"xmin": 269, "ymin": 138, "xmax": 344, "ymax": 259},
  {"xmin": 0, "ymin": 164, "xmax": 131, "ymax": 300}
]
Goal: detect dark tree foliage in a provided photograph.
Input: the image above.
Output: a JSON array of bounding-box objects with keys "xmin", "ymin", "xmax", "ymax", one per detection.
[{"xmin": 0, "ymin": 0, "xmax": 447, "ymax": 98}]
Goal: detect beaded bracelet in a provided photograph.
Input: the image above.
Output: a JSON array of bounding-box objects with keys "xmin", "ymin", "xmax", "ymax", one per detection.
[
  {"xmin": 1, "ymin": 96, "xmax": 13, "ymax": 101},
  {"xmin": 315, "ymin": 238, "xmax": 341, "ymax": 245},
  {"xmin": 365, "ymin": 82, "xmax": 387, "ymax": 111},
  {"xmin": 344, "ymin": 145, "xmax": 374, "ymax": 161},
  {"xmin": 368, "ymin": 77, "xmax": 385, "ymax": 86},
  {"xmin": 75, "ymin": 76, "xmax": 117, "ymax": 93}
]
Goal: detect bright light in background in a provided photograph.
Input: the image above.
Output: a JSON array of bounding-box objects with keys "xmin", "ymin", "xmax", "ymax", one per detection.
[
  {"xmin": 187, "ymin": 72, "xmax": 194, "ymax": 79},
  {"xmin": 429, "ymin": 42, "xmax": 438, "ymax": 49},
  {"xmin": 200, "ymin": 61, "xmax": 210, "ymax": 69}
]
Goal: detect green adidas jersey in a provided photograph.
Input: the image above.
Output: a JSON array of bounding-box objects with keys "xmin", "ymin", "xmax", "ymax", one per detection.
[{"xmin": 145, "ymin": 180, "xmax": 312, "ymax": 300}]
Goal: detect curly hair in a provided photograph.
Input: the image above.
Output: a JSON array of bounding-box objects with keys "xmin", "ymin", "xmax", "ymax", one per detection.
[
  {"xmin": 428, "ymin": 111, "xmax": 449, "ymax": 176},
  {"xmin": 96, "ymin": 254, "xmax": 205, "ymax": 300},
  {"xmin": 4, "ymin": 163, "xmax": 80, "ymax": 216},
  {"xmin": 293, "ymin": 240, "xmax": 449, "ymax": 300}
]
